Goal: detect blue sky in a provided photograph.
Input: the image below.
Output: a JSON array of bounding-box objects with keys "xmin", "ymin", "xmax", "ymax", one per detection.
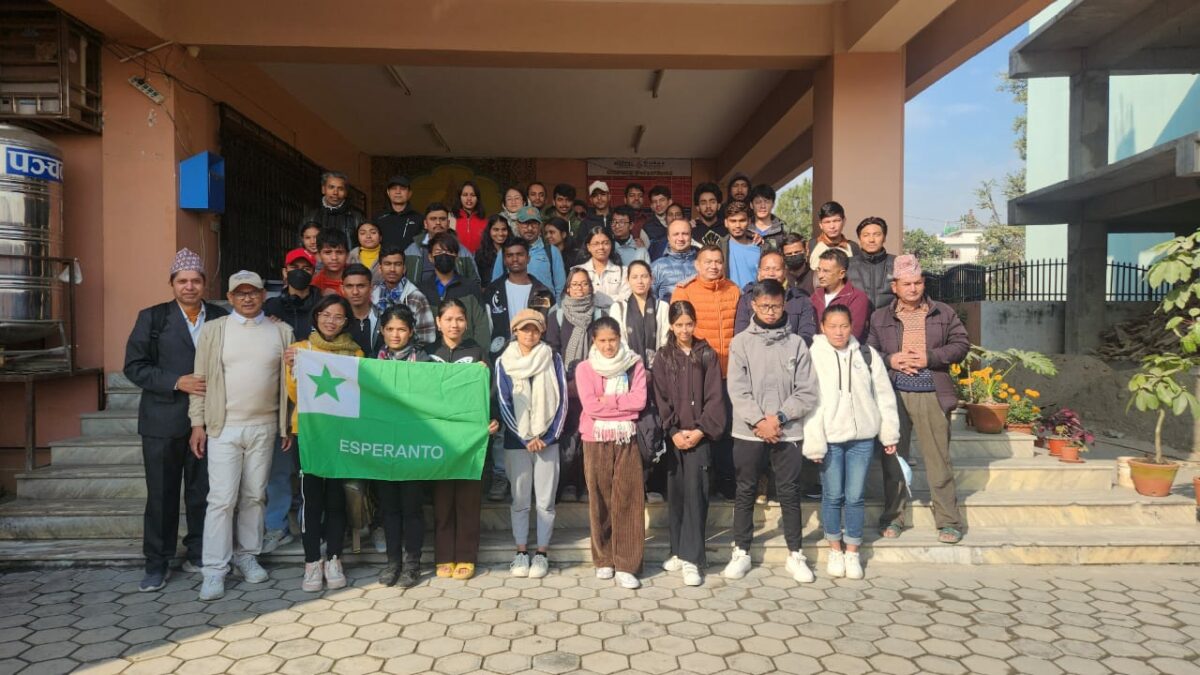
[{"xmin": 783, "ymin": 22, "xmax": 1029, "ymax": 235}]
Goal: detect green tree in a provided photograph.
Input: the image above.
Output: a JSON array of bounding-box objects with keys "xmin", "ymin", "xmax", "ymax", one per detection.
[
  {"xmin": 903, "ymin": 229, "xmax": 950, "ymax": 274},
  {"xmin": 774, "ymin": 177, "xmax": 812, "ymax": 238},
  {"xmin": 977, "ymin": 225, "xmax": 1026, "ymax": 266}
]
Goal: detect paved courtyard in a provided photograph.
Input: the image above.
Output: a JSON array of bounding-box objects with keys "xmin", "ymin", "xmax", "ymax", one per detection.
[{"xmin": 1, "ymin": 561, "xmax": 1199, "ymax": 675}]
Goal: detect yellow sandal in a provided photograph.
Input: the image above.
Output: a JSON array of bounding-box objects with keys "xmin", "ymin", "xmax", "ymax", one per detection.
[
  {"xmin": 436, "ymin": 563, "xmax": 455, "ymax": 578},
  {"xmin": 452, "ymin": 563, "xmax": 475, "ymax": 580}
]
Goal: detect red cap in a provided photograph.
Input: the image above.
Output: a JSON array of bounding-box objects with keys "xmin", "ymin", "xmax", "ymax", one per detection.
[{"xmin": 285, "ymin": 248, "xmax": 315, "ymax": 267}]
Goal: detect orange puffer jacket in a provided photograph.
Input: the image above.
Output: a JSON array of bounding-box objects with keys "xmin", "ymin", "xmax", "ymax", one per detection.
[{"xmin": 671, "ymin": 276, "xmax": 741, "ymax": 375}]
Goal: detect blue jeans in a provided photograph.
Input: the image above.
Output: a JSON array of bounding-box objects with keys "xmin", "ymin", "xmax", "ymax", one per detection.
[
  {"xmin": 265, "ymin": 436, "xmax": 297, "ymax": 533},
  {"xmin": 820, "ymin": 438, "xmax": 874, "ymax": 546}
]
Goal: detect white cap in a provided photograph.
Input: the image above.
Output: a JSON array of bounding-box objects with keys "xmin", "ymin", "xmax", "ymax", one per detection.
[
  {"xmin": 588, "ymin": 180, "xmax": 610, "ymax": 194},
  {"xmin": 228, "ymin": 270, "xmax": 264, "ymax": 290}
]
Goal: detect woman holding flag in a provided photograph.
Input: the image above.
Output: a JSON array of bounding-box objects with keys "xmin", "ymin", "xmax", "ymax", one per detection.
[
  {"xmin": 286, "ymin": 295, "xmax": 364, "ymax": 593},
  {"xmin": 427, "ymin": 298, "xmax": 500, "ymax": 580},
  {"xmin": 373, "ymin": 305, "xmax": 431, "ymax": 588}
]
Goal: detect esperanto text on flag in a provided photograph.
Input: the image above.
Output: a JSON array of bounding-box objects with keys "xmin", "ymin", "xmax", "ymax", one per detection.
[{"xmin": 295, "ymin": 350, "xmax": 490, "ymax": 480}]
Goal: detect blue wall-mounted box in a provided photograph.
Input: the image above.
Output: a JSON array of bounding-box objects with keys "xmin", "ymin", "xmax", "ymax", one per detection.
[{"xmin": 179, "ymin": 151, "xmax": 225, "ymax": 213}]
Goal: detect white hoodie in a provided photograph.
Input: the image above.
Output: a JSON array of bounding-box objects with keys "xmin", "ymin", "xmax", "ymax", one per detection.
[{"xmin": 801, "ymin": 334, "xmax": 900, "ymax": 461}]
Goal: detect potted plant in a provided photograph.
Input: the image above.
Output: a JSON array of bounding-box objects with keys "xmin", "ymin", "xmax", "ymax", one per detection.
[
  {"xmin": 1004, "ymin": 388, "xmax": 1042, "ymax": 435},
  {"xmin": 1123, "ymin": 231, "xmax": 1200, "ymax": 497},
  {"xmin": 1036, "ymin": 408, "xmax": 1093, "ymax": 461},
  {"xmin": 1125, "ymin": 353, "xmax": 1196, "ymax": 496},
  {"xmin": 959, "ymin": 347, "xmax": 1057, "ymax": 434}
]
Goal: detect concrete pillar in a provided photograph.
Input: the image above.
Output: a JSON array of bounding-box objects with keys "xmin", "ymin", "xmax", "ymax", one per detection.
[
  {"xmin": 1064, "ymin": 220, "xmax": 1107, "ymax": 354},
  {"xmin": 1067, "ymin": 73, "xmax": 1109, "ymax": 178},
  {"xmin": 812, "ymin": 52, "xmax": 904, "ymax": 253}
]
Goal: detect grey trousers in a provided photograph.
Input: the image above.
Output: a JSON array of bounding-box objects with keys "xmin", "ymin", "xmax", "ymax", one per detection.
[
  {"xmin": 891, "ymin": 391, "xmax": 963, "ymax": 530},
  {"xmin": 507, "ymin": 443, "xmax": 560, "ymax": 549}
]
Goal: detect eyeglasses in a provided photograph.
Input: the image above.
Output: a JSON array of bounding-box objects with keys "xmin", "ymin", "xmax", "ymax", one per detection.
[
  {"xmin": 231, "ymin": 291, "xmax": 260, "ymax": 300},
  {"xmin": 754, "ymin": 303, "xmax": 784, "ymax": 313},
  {"xmin": 568, "ymin": 281, "xmax": 592, "ymax": 290},
  {"xmin": 317, "ymin": 312, "xmax": 347, "ymax": 323}
]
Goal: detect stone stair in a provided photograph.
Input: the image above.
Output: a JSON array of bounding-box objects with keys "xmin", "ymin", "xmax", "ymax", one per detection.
[{"xmin": 0, "ymin": 373, "xmax": 1197, "ymax": 567}]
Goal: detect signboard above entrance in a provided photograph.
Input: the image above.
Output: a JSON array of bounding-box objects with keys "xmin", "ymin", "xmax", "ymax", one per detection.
[{"xmin": 586, "ymin": 158, "xmax": 691, "ymax": 178}]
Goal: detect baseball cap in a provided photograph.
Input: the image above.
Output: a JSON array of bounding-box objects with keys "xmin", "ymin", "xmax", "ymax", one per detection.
[
  {"xmin": 588, "ymin": 180, "xmax": 609, "ymax": 194},
  {"xmin": 387, "ymin": 174, "xmax": 411, "ymax": 188},
  {"xmin": 516, "ymin": 205, "xmax": 543, "ymax": 223},
  {"xmin": 510, "ymin": 308, "xmax": 547, "ymax": 333},
  {"xmin": 228, "ymin": 270, "xmax": 265, "ymax": 290},
  {"xmin": 284, "ymin": 248, "xmax": 315, "ymax": 267}
]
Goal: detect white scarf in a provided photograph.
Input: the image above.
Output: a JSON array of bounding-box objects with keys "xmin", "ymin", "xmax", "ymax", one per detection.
[
  {"xmin": 500, "ymin": 341, "xmax": 560, "ymax": 441},
  {"xmin": 587, "ymin": 343, "xmax": 641, "ymax": 443}
]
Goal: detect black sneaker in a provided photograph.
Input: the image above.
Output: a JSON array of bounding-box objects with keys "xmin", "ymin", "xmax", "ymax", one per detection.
[
  {"xmin": 138, "ymin": 567, "xmax": 170, "ymax": 592},
  {"xmin": 378, "ymin": 562, "xmax": 401, "ymax": 587},
  {"xmin": 398, "ymin": 563, "xmax": 421, "ymax": 588}
]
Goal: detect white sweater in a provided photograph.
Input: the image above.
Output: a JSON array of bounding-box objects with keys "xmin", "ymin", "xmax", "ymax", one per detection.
[{"xmin": 801, "ymin": 335, "xmax": 900, "ymax": 460}]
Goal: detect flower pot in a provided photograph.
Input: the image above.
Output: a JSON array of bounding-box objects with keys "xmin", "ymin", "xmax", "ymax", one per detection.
[
  {"xmin": 1128, "ymin": 459, "xmax": 1180, "ymax": 497},
  {"xmin": 1005, "ymin": 423, "xmax": 1034, "ymax": 435},
  {"xmin": 1034, "ymin": 435, "xmax": 1046, "ymax": 449},
  {"xmin": 1046, "ymin": 437, "xmax": 1069, "ymax": 457},
  {"xmin": 950, "ymin": 407, "xmax": 969, "ymax": 432},
  {"xmin": 1059, "ymin": 443, "xmax": 1084, "ymax": 463},
  {"xmin": 965, "ymin": 403, "xmax": 1010, "ymax": 434},
  {"xmin": 1115, "ymin": 456, "xmax": 1136, "ymax": 489}
]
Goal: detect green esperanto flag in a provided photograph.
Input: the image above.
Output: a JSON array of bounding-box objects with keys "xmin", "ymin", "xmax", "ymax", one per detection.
[{"xmin": 295, "ymin": 349, "xmax": 490, "ymax": 480}]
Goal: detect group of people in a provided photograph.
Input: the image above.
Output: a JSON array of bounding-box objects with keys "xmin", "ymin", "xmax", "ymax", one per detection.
[{"xmin": 123, "ymin": 170, "xmax": 970, "ymax": 601}]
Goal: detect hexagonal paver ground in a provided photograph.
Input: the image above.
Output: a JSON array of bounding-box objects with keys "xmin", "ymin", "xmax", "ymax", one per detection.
[{"xmin": 0, "ymin": 563, "xmax": 1198, "ymax": 674}]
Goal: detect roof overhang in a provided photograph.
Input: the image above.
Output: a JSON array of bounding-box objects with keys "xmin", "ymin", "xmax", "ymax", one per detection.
[{"xmin": 1009, "ymin": 132, "xmax": 1200, "ymax": 230}]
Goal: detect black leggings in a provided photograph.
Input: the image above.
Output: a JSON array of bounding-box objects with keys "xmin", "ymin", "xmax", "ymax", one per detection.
[
  {"xmin": 301, "ymin": 473, "xmax": 346, "ymax": 563},
  {"xmin": 377, "ymin": 480, "xmax": 425, "ymax": 564}
]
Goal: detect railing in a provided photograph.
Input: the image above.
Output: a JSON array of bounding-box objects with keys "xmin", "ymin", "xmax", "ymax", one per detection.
[{"xmin": 925, "ymin": 259, "xmax": 1167, "ymax": 304}]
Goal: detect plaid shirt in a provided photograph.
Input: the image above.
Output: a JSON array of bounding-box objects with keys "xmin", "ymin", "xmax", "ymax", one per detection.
[{"xmin": 371, "ymin": 279, "xmax": 437, "ymax": 346}]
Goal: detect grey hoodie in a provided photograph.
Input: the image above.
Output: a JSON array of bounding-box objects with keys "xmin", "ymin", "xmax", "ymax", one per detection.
[{"xmin": 726, "ymin": 317, "xmax": 819, "ymax": 442}]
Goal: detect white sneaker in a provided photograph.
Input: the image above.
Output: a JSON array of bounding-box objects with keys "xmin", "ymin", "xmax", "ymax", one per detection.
[
  {"xmin": 826, "ymin": 549, "xmax": 846, "ymax": 578},
  {"xmin": 372, "ymin": 527, "xmax": 387, "ymax": 554},
  {"xmin": 324, "ymin": 556, "xmax": 347, "ymax": 590},
  {"xmin": 595, "ymin": 566, "xmax": 615, "ymax": 580},
  {"xmin": 198, "ymin": 575, "xmax": 225, "ymax": 601},
  {"xmin": 722, "ymin": 546, "xmax": 752, "ymax": 580},
  {"xmin": 615, "ymin": 572, "xmax": 640, "ymax": 589},
  {"xmin": 681, "ymin": 562, "xmax": 703, "ymax": 587},
  {"xmin": 261, "ymin": 528, "xmax": 293, "ymax": 554},
  {"xmin": 529, "ymin": 553, "xmax": 549, "ymax": 579},
  {"xmin": 302, "ymin": 561, "xmax": 324, "ymax": 592},
  {"xmin": 510, "ymin": 552, "xmax": 530, "ymax": 578},
  {"xmin": 181, "ymin": 560, "xmax": 202, "ymax": 575},
  {"xmin": 646, "ymin": 492, "xmax": 665, "ymax": 504},
  {"xmin": 844, "ymin": 551, "xmax": 863, "ymax": 580},
  {"xmin": 786, "ymin": 551, "xmax": 815, "ymax": 583},
  {"xmin": 233, "ymin": 556, "xmax": 269, "ymax": 584},
  {"xmin": 662, "ymin": 555, "xmax": 683, "ymax": 572}
]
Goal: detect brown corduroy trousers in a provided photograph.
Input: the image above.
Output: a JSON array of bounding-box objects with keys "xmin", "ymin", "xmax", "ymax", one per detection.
[{"xmin": 583, "ymin": 440, "xmax": 645, "ymax": 574}]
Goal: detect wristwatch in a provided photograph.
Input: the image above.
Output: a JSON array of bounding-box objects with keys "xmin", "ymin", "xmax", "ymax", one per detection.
[{"xmin": 775, "ymin": 411, "xmax": 789, "ymax": 426}]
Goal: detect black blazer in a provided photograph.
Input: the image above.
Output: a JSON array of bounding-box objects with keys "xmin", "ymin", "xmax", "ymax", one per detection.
[{"xmin": 123, "ymin": 301, "xmax": 228, "ymax": 438}]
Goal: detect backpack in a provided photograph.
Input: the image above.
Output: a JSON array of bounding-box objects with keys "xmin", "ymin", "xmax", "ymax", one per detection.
[
  {"xmin": 858, "ymin": 343, "xmax": 873, "ymax": 368},
  {"xmin": 147, "ymin": 302, "xmax": 173, "ymax": 365}
]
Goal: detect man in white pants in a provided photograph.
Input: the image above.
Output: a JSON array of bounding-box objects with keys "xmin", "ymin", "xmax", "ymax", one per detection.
[{"xmin": 189, "ymin": 271, "xmax": 294, "ymax": 601}]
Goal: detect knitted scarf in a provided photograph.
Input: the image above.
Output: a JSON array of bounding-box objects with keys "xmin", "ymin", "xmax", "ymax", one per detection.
[
  {"xmin": 377, "ymin": 343, "xmax": 421, "ymax": 361},
  {"xmin": 307, "ymin": 330, "xmax": 361, "ymax": 356},
  {"xmin": 561, "ymin": 294, "xmax": 595, "ymax": 369},
  {"xmin": 587, "ymin": 343, "xmax": 640, "ymax": 443},
  {"xmin": 500, "ymin": 341, "xmax": 560, "ymax": 441}
]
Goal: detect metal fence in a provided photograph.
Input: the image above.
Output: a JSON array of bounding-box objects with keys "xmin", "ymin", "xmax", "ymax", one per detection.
[{"xmin": 925, "ymin": 259, "xmax": 1167, "ymax": 304}]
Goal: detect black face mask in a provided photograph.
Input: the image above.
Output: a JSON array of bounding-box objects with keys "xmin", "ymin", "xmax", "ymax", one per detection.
[
  {"xmin": 286, "ymin": 269, "xmax": 312, "ymax": 291},
  {"xmin": 784, "ymin": 254, "xmax": 807, "ymax": 271},
  {"xmin": 433, "ymin": 254, "xmax": 457, "ymax": 274}
]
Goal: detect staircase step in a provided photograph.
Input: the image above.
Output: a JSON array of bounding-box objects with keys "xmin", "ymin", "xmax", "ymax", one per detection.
[
  {"xmin": 104, "ymin": 389, "xmax": 141, "ymax": 411},
  {"xmin": 15, "ymin": 465, "xmax": 146, "ymax": 499},
  {"xmin": 866, "ymin": 457, "xmax": 1114, "ymax": 493},
  {"xmin": 49, "ymin": 435, "xmax": 142, "ymax": 466},
  {"xmin": 80, "ymin": 410, "xmax": 138, "ymax": 436},
  {"xmin": 5, "ymin": 525, "xmax": 1200, "ymax": 568},
  {"xmin": 0, "ymin": 499, "xmax": 152, "ymax": 539},
  {"xmin": 945, "ymin": 430, "xmax": 1035, "ymax": 458}
]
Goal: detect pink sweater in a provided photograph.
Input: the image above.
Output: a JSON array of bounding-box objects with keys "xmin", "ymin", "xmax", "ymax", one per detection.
[{"xmin": 575, "ymin": 360, "xmax": 648, "ymax": 442}]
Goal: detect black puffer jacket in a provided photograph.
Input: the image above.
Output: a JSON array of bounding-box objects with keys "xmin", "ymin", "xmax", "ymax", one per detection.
[
  {"xmin": 304, "ymin": 200, "xmax": 365, "ymax": 249},
  {"xmin": 847, "ymin": 249, "xmax": 896, "ymax": 314}
]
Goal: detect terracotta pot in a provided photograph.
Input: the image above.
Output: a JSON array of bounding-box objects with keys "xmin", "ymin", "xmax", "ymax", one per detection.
[
  {"xmin": 1034, "ymin": 435, "xmax": 1046, "ymax": 449},
  {"xmin": 1059, "ymin": 443, "xmax": 1083, "ymax": 462},
  {"xmin": 965, "ymin": 403, "xmax": 1010, "ymax": 434},
  {"xmin": 1128, "ymin": 459, "xmax": 1180, "ymax": 497},
  {"xmin": 1005, "ymin": 423, "xmax": 1034, "ymax": 435},
  {"xmin": 1046, "ymin": 437, "xmax": 1069, "ymax": 457}
]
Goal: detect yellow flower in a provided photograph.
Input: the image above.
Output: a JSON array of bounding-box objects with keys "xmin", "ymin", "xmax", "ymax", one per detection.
[
  {"xmin": 993, "ymin": 374, "xmax": 1003, "ymax": 381},
  {"xmin": 1032, "ymin": 406, "xmax": 1041, "ymax": 413},
  {"xmin": 958, "ymin": 378, "xmax": 972, "ymax": 386},
  {"xmin": 950, "ymin": 364, "xmax": 961, "ymax": 376},
  {"xmin": 1011, "ymin": 395, "xmax": 1021, "ymax": 402},
  {"xmin": 998, "ymin": 390, "xmax": 1008, "ymax": 399},
  {"xmin": 1025, "ymin": 389, "xmax": 1040, "ymax": 398}
]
